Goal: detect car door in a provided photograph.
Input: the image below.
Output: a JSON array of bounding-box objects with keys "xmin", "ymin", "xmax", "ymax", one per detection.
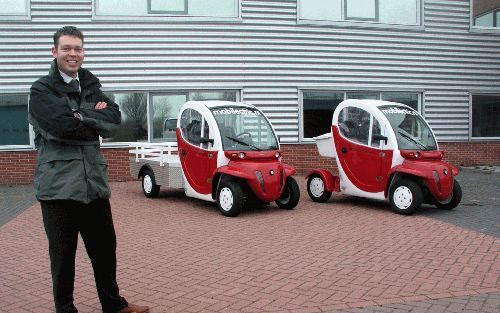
[
  {"xmin": 178, "ymin": 108, "xmax": 217, "ymax": 195},
  {"xmin": 333, "ymin": 106, "xmax": 387, "ymax": 193}
]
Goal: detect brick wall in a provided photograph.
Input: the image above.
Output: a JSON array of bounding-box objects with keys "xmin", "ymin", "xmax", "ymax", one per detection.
[
  {"xmin": 0, "ymin": 148, "xmax": 132, "ymax": 185},
  {"xmin": 1, "ymin": 141, "xmax": 499, "ymax": 185}
]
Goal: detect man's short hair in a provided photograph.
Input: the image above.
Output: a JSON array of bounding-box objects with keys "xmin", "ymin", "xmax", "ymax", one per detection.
[{"xmin": 53, "ymin": 26, "xmax": 84, "ymax": 48}]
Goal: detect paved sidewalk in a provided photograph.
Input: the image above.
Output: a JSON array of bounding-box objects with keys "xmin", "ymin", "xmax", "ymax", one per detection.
[
  {"xmin": 0, "ymin": 168, "xmax": 498, "ymax": 313},
  {"xmin": 0, "ymin": 184, "xmax": 36, "ymax": 228}
]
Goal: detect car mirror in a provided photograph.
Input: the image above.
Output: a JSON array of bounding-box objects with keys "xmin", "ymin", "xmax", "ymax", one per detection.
[
  {"xmin": 372, "ymin": 134, "xmax": 388, "ymax": 144},
  {"xmin": 199, "ymin": 137, "xmax": 214, "ymax": 145}
]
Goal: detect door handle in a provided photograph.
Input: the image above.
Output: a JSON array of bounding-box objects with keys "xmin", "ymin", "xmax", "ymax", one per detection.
[
  {"xmin": 181, "ymin": 149, "xmax": 186, "ymax": 156},
  {"xmin": 341, "ymin": 147, "xmax": 347, "ymax": 154}
]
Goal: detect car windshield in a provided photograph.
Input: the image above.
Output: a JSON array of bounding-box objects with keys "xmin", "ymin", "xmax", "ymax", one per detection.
[
  {"xmin": 211, "ymin": 106, "xmax": 279, "ymax": 151},
  {"xmin": 379, "ymin": 105, "xmax": 437, "ymax": 151}
]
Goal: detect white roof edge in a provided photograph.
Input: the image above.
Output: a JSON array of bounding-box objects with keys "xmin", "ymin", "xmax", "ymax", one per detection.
[
  {"xmin": 184, "ymin": 100, "xmax": 257, "ymax": 109},
  {"xmin": 341, "ymin": 99, "xmax": 412, "ymax": 108}
]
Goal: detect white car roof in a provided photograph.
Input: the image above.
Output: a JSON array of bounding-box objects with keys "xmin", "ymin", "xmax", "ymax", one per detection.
[
  {"xmin": 184, "ymin": 100, "xmax": 257, "ymax": 110},
  {"xmin": 341, "ymin": 99, "xmax": 412, "ymax": 109}
]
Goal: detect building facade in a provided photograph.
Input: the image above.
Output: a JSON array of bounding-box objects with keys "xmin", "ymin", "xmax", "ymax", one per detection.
[{"xmin": 0, "ymin": 0, "xmax": 499, "ymax": 184}]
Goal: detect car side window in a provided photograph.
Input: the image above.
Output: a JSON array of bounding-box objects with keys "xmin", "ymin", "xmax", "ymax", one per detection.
[
  {"xmin": 180, "ymin": 109, "xmax": 212, "ymax": 149},
  {"xmin": 338, "ymin": 107, "xmax": 370, "ymax": 145},
  {"xmin": 180, "ymin": 109, "xmax": 202, "ymax": 146}
]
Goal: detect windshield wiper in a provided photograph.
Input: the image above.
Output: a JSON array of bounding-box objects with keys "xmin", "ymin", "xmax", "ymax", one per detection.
[
  {"xmin": 225, "ymin": 136, "xmax": 262, "ymax": 151},
  {"xmin": 398, "ymin": 131, "xmax": 429, "ymax": 151}
]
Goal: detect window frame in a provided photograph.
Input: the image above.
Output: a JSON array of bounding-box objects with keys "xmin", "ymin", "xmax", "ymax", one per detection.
[
  {"xmin": 0, "ymin": 0, "xmax": 30, "ymax": 20},
  {"xmin": 470, "ymin": 0, "xmax": 500, "ymax": 33},
  {"xmin": 92, "ymin": 0, "xmax": 241, "ymax": 21},
  {"xmin": 297, "ymin": 0, "xmax": 423, "ymax": 29},
  {"xmin": 299, "ymin": 89, "xmax": 422, "ymax": 142}
]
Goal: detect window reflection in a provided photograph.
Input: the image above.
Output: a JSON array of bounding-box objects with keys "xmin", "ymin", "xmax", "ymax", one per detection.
[
  {"xmin": 303, "ymin": 92, "xmax": 343, "ymax": 138},
  {"xmin": 152, "ymin": 94, "xmax": 187, "ymax": 142},
  {"xmin": 472, "ymin": 95, "xmax": 500, "ymax": 137},
  {"xmin": 105, "ymin": 93, "xmax": 148, "ymax": 143},
  {"xmin": 473, "ymin": 0, "xmax": 500, "ymax": 28},
  {"xmin": 302, "ymin": 91, "xmax": 420, "ymax": 140},
  {"xmin": 1, "ymin": 0, "xmax": 28, "ymax": 15}
]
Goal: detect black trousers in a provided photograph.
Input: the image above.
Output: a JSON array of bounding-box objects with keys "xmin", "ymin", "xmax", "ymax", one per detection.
[{"xmin": 41, "ymin": 199, "xmax": 127, "ymax": 313}]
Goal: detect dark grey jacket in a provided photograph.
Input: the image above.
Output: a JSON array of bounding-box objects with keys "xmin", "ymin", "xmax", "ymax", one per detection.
[{"xmin": 29, "ymin": 59, "xmax": 120, "ymax": 204}]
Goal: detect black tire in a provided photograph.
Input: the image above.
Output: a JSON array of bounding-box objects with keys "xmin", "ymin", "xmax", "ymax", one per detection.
[
  {"xmin": 275, "ymin": 177, "xmax": 300, "ymax": 210},
  {"xmin": 217, "ymin": 181, "xmax": 244, "ymax": 217},
  {"xmin": 435, "ymin": 179, "xmax": 462, "ymax": 210},
  {"xmin": 142, "ymin": 169, "xmax": 160, "ymax": 198},
  {"xmin": 389, "ymin": 178, "xmax": 422, "ymax": 215},
  {"xmin": 307, "ymin": 174, "xmax": 332, "ymax": 203}
]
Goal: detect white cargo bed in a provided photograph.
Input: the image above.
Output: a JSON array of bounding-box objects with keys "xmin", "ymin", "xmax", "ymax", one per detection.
[{"xmin": 129, "ymin": 142, "xmax": 184, "ymax": 188}]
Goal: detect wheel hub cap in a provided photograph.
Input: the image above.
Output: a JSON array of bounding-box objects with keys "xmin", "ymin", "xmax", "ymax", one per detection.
[
  {"xmin": 310, "ymin": 177, "xmax": 325, "ymax": 198},
  {"xmin": 394, "ymin": 186, "xmax": 412, "ymax": 209},
  {"xmin": 143, "ymin": 175, "xmax": 152, "ymax": 193},
  {"xmin": 219, "ymin": 187, "xmax": 234, "ymax": 211}
]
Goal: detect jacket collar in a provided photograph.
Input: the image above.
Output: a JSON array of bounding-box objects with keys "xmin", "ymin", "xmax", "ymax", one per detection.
[{"xmin": 49, "ymin": 59, "xmax": 101, "ymax": 92}]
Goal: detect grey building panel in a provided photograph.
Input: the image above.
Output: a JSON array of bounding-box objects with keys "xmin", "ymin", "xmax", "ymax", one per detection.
[
  {"xmin": 0, "ymin": 0, "xmax": 499, "ymax": 143},
  {"xmin": 425, "ymin": 91, "xmax": 471, "ymax": 140}
]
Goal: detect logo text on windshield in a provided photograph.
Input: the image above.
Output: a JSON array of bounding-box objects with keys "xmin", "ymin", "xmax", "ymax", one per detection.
[
  {"xmin": 212, "ymin": 108, "xmax": 261, "ymax": 116},
  {"xmin": 381, "ymin": 107, "xmax": 418, "ymax": 115}
]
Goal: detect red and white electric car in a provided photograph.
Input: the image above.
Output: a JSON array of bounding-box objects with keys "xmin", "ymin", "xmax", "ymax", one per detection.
[
  {"xmin": 130, "ymin": 101, "xmax": 300, "ymax": 217},
  {"xmin": 306, "ymin": 99, "xmax": 462, "ymax": 215}
]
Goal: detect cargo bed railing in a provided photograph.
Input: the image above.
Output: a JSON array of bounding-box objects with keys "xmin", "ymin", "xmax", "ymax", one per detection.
[{"xmin": 129, "ymin": 142, "xmax": 179, "ymax": 167}]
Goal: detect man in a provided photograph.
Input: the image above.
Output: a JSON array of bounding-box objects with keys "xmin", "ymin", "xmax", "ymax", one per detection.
[{"xmin": 29, "ymin": 26, "xmax": 149, "ymax": 313}]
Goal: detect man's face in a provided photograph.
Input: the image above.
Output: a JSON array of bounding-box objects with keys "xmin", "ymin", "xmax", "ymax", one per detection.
[{"xmin": 51, "ymin": 35, "xmax": 84, "ymax": 78}]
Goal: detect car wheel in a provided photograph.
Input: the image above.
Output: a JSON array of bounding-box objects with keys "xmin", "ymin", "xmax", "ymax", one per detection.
[
  {"xmin": 435, "ymin": 179, "xmax": 462, "ymax": 210},
  {"xmin": 217, "ymin": 181, "xmax": 244, "ymax": 217},
  {"xmin": 307, "ymin": 174, "xmax": 332, "ymax": 203},
  {"xmin": 276, "ymin": 177, "xmax": 300, "ymax": 210},
  {"xmin": 142, "ymin": 169, "xmax": 160, "ymax": 198},
  {"xmin": 389, "ymin": 178, "xmax": 422, "ymax": 215}
]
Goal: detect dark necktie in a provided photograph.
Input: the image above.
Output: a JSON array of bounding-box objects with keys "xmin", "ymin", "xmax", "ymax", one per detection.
[{"xmin": 69, "ymin": 79, "xmax": 80, "ymax": 93}]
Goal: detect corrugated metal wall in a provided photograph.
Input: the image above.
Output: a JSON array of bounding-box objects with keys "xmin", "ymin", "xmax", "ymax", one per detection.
[{"xmin": 0, "ymin": 0, "xmax": 499, "ymax": 143}]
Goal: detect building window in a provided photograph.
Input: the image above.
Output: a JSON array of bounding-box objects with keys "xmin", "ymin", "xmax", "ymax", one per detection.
[
  {"xmin": 345, "ymin": 0, "xmax": 378, "ymax": 21},
  {"xmin": 95, "ymin": 0, "xmax": 238, "ymax": 17},
  {"xmin": 0, "ymin": 94, "xmax": 30, "ymax": 146},
  {"xmin": 150, "ymin": 90, "xmax": 238, "ymax": 142},
  {"xmin": 101, "ymin": 89, "xmax": 239, "ymax": 144},
  {"xmin": 381, "ymin": 92, "xmax": 419, "ymax": 111},
  {"xmin": 104, "ymin": 93, "xmax": 148, "ymax": 143},
  {"xmin": 302, "ymin": 90, "xmax": 420, "ymax": 139},
  {"xmin": 472, "ymin": 0, "xmax": 500, "ymax": 29},
  {"xmin": 471, "ymin": 94, "xmax": 500, "ymax": 138},
  {"xmin": 303, "ymin": 92, "xmax": 344, "ymax": 139},
  {"xmin": 151, "ymin": 93, "xmax": 188, "ymax": 142},
  {"xmin": 298, "ymin": 0, "xmax": 420, "ymax": 26},
  {"xmin": 0, "ymin": 0, "xmax": 29, "ymax": 18},
  {"xmin": 190, "ymin": 91, "xmax": 237, "ymax": 101}
]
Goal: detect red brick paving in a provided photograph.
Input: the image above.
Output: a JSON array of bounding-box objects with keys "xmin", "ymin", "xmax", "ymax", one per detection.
[{"xmin": 0, "ymin": 182, "xmax": 499, "ymax": 313}]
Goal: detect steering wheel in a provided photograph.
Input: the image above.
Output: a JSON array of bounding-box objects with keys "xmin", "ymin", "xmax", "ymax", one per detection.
[{"xmin": 236, "ymin": 132, "xmax": 252, "ymax": 139}]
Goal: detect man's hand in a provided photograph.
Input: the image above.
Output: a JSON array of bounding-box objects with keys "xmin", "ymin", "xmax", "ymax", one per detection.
[{"xmin": 94, "ymin": 101, "xmax": 107, "ymax": 110}]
